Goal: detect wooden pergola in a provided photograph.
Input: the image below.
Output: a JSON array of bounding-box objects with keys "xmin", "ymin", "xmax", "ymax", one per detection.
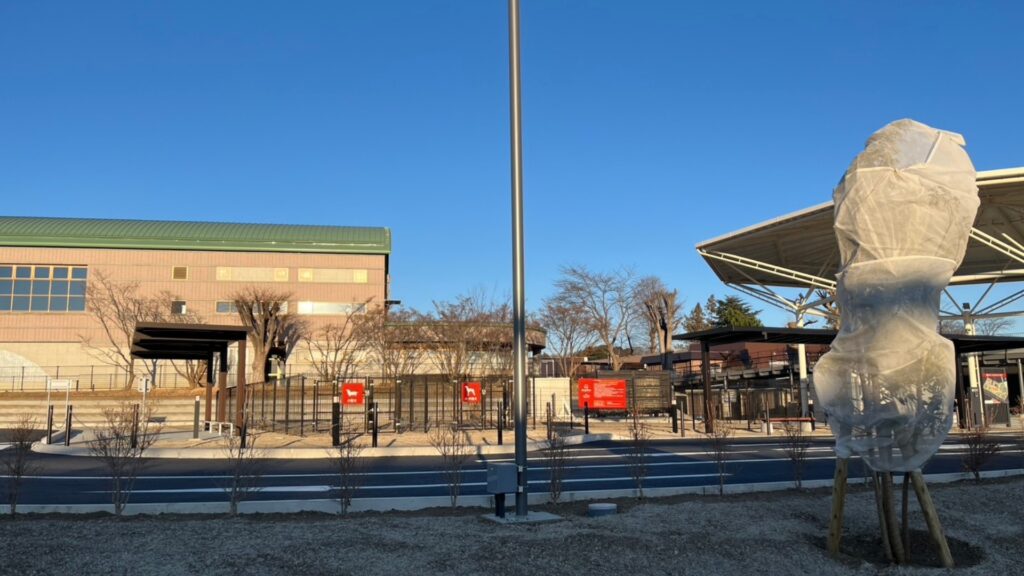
[{"xmin": 131, "ymin": 322, "xmax": 249, "ymax": 430}]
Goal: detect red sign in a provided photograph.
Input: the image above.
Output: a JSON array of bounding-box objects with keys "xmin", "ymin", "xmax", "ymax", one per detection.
[
  {"xmin": 578, "ymin": 378, "xmax": 628, "ymax": 410},
  {"xmin": 340, "ymin": 383, "xmax": 365, "ymax": 406},
  {"xmin": 461, "ymin": 381, "xmax": 482, "ymax": 404}
]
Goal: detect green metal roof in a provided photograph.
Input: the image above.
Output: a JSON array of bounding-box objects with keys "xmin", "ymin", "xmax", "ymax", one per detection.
[{"xmin": 0, "ymin": 216, "xmax": 390, "ymax": 255}]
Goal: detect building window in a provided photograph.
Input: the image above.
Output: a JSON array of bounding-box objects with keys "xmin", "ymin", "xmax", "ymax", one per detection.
[
  {"xmin": 215, "ymin": 267, "xmax": 289, "ymax": 282},
  {"xmin": 216, "ymin": 301, "xmax": 238, "ymax": 314},
  {"xmin": 171, "ymin": 301, "xmax": 188, "ymax": 315},
  {"xmin": 296, "ymin": 268, "xmax": 370, "ymax": 284},
  {"xmin": 0, "ymin": 265, "xmax": 87, "ymax": 313},
  {"xmin": 172, "ymin": 267, "xmax": 188, "ymax": 280},
  {"xmin": 296, "ymin": 301, "xmax": 367, "ymax": 315}
]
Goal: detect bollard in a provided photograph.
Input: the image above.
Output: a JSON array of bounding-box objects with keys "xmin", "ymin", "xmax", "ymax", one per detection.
[
  {"xmin": 371, "ymin": 401, "xmax": 379, "ymax": 448},
  {"xmin": 240, "ymin": 422, "xmax": 247, "ymax": 449},
  {"xmin": 193, "ymin": 396, "xmax": 201, "ymax": 439},
  {"xmin": 679, "ymin": 404, "xmax": 686, "ymax": 438},
  {"xmin": 331, "ymin": 396, "xmax": 341, "ymax": 447},
  {"xmin": 671, "ymin": 403, "xmax": 679, "ymax": 434},
  {"xmin": 46, "ymin": 405, "xmax": 54, "ymax": 444},
  {"xmin": 584, "ymin": 402, "xmax": 590, "ymax": 435},
  {"xmin": 497, "ymin": 400, "xmax": 504, "ymax": 446},
  {"xmin": 64, "ymin": 405, "xmax": 73, "ymax": 447},
  {"xmin": 546, "ymin": 402, "xmax": 553, "ymax": 441}
]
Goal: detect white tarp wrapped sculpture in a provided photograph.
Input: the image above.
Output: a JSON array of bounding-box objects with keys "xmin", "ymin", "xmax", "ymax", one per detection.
[{"xmin": 814, "ymin": 119, "xmax": 979, "ymax": 472}]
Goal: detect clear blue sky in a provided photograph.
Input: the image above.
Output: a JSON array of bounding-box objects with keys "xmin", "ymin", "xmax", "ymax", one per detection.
[{"xmin": 3, "ymin": 1, "xmax": 1023, "ymax": 326}]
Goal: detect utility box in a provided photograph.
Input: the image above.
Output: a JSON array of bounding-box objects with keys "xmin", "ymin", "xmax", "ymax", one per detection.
[{"xmin": 487, "ymin": 463, "xmax": 517, "ymax": 494}]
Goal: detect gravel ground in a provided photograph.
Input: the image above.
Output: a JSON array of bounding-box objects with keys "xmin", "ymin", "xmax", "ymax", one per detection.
[{"xmin": 0, "ymin": 478, "xmax": 1021, "ymax": 576}]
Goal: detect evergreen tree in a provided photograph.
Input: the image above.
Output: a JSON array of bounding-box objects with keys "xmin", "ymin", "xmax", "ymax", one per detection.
[
  {"xmin": 710, "ymin": 295, "xmax": 762, "ymax": 328},
  {"xmin": 683, "ymin": 303, "xmax": 711, "ymax": 333}
]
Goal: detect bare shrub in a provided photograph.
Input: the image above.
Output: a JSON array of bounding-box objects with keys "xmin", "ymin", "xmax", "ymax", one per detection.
[
  {"xmin": 546, "ymin": 434, "xmax": 571, "ymax": 503},
  {"xmin": 223, "ymin": 427, "xmax": 265, "ymax": 515},
  {"xmin": 705, "ymin": 421, "xmax": 734, "ymax": 496},
  {"xmin": 2, "ymin": 415, "xmax": 40, "ymax": 516},
  {"xmin": 430, "ymin": 424, "xmax": 471, "ymax": 507},
  {"xmin": 781, "ymin": 422, "xmax": 811, "ymax": 489},
  {"xmin": 961, "ymin": 426, "xmax": 1001, "ymax": 482},
  {"xmin": 335, "ymin": 424, "xmax": 365, "ymax": 515},
  {"xmin": 627, "ymin": 412, "xmax": 650, "ymax": 499},
  {"xmin": 88, "ymin": 403, "xmax": 161, "ymax": 515}
]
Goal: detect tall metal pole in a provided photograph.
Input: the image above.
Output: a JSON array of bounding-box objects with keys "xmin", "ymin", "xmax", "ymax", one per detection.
[{"xmin": 508, "ymin": 0, "xmax": 529, "ymax": 518}]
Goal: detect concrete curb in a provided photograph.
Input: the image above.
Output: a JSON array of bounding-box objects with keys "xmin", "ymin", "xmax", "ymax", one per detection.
[
  {"xmin": 4, "ymin": 468, "xmax": 1020, "ymax": 516},
  {"xmin": 32, "ymin": 432, "xmax": 615, "ymax": 459}
]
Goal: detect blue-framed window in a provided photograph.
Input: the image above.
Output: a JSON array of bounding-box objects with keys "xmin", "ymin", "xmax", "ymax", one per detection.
[{"xmin": 0, "ymin": 265, "xmax": 88, "ymax": 312}]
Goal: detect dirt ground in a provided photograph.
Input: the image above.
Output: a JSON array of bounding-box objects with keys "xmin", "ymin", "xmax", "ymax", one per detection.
[{"xmin": 0, "ymin": 478, "xmax": 1020, "ymax": 576}]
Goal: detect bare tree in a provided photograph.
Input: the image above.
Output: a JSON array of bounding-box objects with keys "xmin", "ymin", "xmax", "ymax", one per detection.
[
  {"xmin": 223, "ymin": 427, "xmax": 265, "ymax": 515},
  {"xmin": 232, "ymin": 287, "xmax": 308, "ymax": 382},
  {"xmin": 705, "ymin": 420, "xmax": 733, "ymax": 496},
  {"xmin": 429, "ymin": 424, "xmax": 471, "ymax": 507},
  {"xmin": 353, "ymin": 305, "xmax": 423, "ymax": 383},
  {"xmin": 82, "ymin": 272, "xmax": 172, "ymax": 389},
  {"xmin": 940, "ymin": 317, "xmax": 1014, "ymax": 336},
  {"xmin": 627, "ymin": 411, "xmax": 651, "ymax": 499},
  {"xmin": 2, "ymin": 415, "xmax": 40, "ymax": 516},
  {"xmin": 305, "ymin": 308, "xmax": 367, "ymax": 383},
  {"xmin": 781, "ymin": 422, "xmax": 811, "ymax": 489},
  {"xmin": 171, "ymin": 359, "xmax": 208, "ymax": 389},
  {"xmin": 88, "ymin": 403, "xmax": 161, "ymax": 515},
  {"xmin": 545, "ymin": 434, "xmax": 571, "ymax": 504},
  {"xmin": 538, "ymin": 296, "xmax": 595, "ymax": 379},
  {"xmin": 961, "ymin": 426, "xmax": 1001, "ymax": 482},
  {"xmin": 426, "ymin": 297, "xmax": 483, "ymax": 385},
  {"xmin": 555, "ymin": 265, "xmax": 635, "ymax": 371},
  {"xmin": 335, "ymin": 423, "xmax": 365, "ymax": 515}
]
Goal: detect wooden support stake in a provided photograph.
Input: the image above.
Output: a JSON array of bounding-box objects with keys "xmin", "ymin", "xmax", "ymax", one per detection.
[
  {"xmin": 910, "ymin": 470, "xmax": 954, "ymax": 569},
  {"xmin": 881, "ymin": 472, "xmax": 906, "ymax": 564},
  {"xmin": 873, "ymin": 473, "xmax": 894, "ymax": 562},
  {"xmin": 827, "ymin": 458, "xmax": 849, "ymax": 557},
  {"xmin": 901, "ymin": 472, "xmax": 910, "ymax": 560}
]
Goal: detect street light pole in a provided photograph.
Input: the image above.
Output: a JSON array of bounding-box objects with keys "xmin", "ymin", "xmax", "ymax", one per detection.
[{"xmin": 508, "ymin": 0, "xmax": 529, "ymax": 517}]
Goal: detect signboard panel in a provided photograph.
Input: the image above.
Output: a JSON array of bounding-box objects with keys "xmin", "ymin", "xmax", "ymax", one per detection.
[
  {"xmin": 578, "ymin": 378, "xmax": 628, "ymax": 410},
  {"xmin": 341, "ymin": 383, "xmax": 365, "ymax": 406},
  {"xmin": 982, "ymin": 372, "xmax": 1009, "ymax": 403},
  {"xmin": 461, "ymin": 382, "xmax": 482, "ymax": 404}
]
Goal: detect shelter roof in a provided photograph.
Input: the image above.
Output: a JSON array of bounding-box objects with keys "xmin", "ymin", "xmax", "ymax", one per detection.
[
  {"xmin": 0, "ymin": 216, "xmax": 391, "ymax": 255},
  {"xmin": 697, "ymin": 168, "xmax": 1024, "ymax": 287},
  {"xmin": 672, "ymin": 325, "xmax": 1024, "ymax": 355},
  {"xmin": 131, "ymin": 322, "xmax": 248, "ymax": 361}
]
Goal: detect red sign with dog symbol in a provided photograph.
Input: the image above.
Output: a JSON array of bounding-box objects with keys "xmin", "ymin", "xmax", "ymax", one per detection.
[
  {"xmin": 341, "ymin": 383, "xmax": 365, "ymax": 406},
  {"xmin": 461, "ymin": 381, "xmax": 482, "ymax": 404}
]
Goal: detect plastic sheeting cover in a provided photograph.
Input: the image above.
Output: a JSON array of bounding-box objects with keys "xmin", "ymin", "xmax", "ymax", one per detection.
[{"xmin": 814, "ymin": 119, "xmax": 979, "ymax": 472}]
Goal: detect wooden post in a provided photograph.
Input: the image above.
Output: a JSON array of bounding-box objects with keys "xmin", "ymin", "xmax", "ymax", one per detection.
[
  {"xmin": 827, "ymin": 458, "xmax": 849, "ymax": 557},
  {"xmin": 873, "ymin": 473, "xmax": 894, "ymax": 562},
  {"xmin": 910, "ymin": 470, "xmax": 954, "ymax": 568},
  {"xmin": 217, "ymin": 348, "xmax": 228, "ymax": 423},
  {"xmin": 235, "ymin": 340, "xmax": 247, "ymax": 432},
  {"xmin": 881, "ymin": 472, "xmax": 906, "ymax": 564},
  {"xmin": 701, "ymin": 340, "xmax": 713, "ymax": 433},
  {"xmin": 901, "ymin": 472, "xmax": 911, "ymax": 559}
]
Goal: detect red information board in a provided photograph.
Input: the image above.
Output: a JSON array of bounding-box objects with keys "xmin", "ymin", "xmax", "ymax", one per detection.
[
  {"xmin": 461, "ymin": 381, "xmax": 482, "ymax": 404},
  {"xmin": 340, "ymin": 383, "xmax": 365, "ymax": 406},
  {"xmin": 578, "ymin": 378, "xmax": 628, "ymax": 410}
]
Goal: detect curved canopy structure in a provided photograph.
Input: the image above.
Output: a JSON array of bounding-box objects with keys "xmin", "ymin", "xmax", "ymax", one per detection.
[{"xmin": 698, "ymin": 168, "xmax": 1024, "ymax": 289}]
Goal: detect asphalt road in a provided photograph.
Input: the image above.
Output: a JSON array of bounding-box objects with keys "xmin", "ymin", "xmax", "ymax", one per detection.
[{"xmin": 5, "ymin": 436, "xmax": 1022, "ymax": 507}]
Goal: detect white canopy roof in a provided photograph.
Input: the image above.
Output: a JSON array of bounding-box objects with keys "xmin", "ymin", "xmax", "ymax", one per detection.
[{"xmin": 697, "ymin": 168, "xmax": 1024, "ymax": 288}]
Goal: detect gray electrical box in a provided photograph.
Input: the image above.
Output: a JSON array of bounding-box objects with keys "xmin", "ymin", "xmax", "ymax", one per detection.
[{"xmin": 486, "ymin": 463, "xmax": 517, "ymax": 494}]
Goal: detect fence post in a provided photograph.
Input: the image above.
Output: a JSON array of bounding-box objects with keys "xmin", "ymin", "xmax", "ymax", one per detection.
[
  {"xmin": 423, "ymin": 378, "xmax": 429, "ymax": 433},
  {"xmin": 284, "ymin": 380, "xmax": 291, "ymax": 435},
  {"xmin": 497, "ymin": 400, "xmax": 504, "ymax": 446},
  {"xmin": 546, "ymin": 402, "xmax": 553, "ymax": 441},
  {"xmin": 130, "ymin": 403, "xmax": 139, "ymax": 449},
  {"xmin": 193, "ymin": 395, "xmax": 201, "ymax": 439},
  {"xmin": 371, "ymin": 401, "xmax": 379, "ymax": 448},
  {"xmin": 272, "ymin": 381, "xmax": 278, "ymax": 432},
  {"xmin": 331, "ymin": 396, "xmax": 340, "ymax": 447},
  {"xmin": 64, "ymin": 404, "xmax": 73, "ymax": 447},
  {"xmin": 584, "ymin": 402, "xmax": 589, "ymax": 435},
  {"xmin": 671, "ymin": 401, "xmax": 679, "ymax": 434},
  {"xmin": 20, "ymin": 366, "xmax": 24, "ymax": 391},
  {"xmin": 46, "ymin": 405, "xmax": 54, "ymax": 444},
  {"xmin": 300, "ymin": 376, "xmax": 306, "ymax": 437}
]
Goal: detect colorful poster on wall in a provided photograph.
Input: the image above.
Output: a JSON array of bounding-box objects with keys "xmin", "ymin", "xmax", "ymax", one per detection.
[
  {"xmin": 341, "ymin": 383, "xmax": 365, "ymax": 406},
  {"xmin": 461, "ymin": 381, "xmax": 482, "ymax": 404},
  {"xmin": 982, "ymin": 372, "xmax": 1009, "ymax": 403},
  {"xmin": 578, "ymin": 378, "xmax": 628, "ymax": 410}
]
